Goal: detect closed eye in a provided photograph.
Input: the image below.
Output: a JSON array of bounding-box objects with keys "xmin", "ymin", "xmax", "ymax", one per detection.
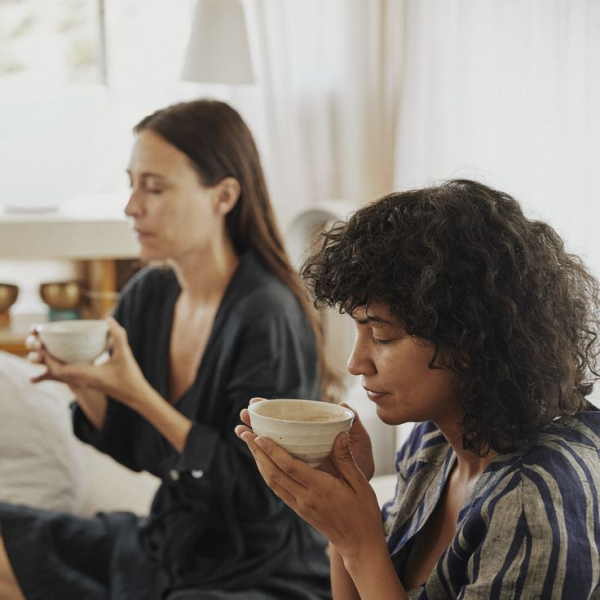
[{"xmin": 373, "ymin": 337, "xmax": 394, "ymax": 346}]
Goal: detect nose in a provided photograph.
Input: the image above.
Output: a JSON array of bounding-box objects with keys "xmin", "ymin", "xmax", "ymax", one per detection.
[
  {"xmin": 346, "ymin": 331, "xmax": 376, "ymax": 377},
  {"xmin": 124, "ymin": 188, "xmax": 142, "ymax": 218}
]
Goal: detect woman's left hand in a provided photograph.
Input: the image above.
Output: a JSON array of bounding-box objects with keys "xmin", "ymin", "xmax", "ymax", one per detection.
[
  {"xmin": 33, "ymin": 317, "xmax": 152, "ymax": 409},
  {"xmin": 235, "ymin": 423, "xmax": 384, "ymax": 560}
]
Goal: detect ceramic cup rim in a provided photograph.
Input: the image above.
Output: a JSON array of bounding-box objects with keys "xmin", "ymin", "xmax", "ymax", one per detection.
[
  {"xmin": 248, "ymin": 398, "xmax": 354, "ymax": 425},
  {"xmin": 37, "ymin": 319, "xmax": 108, "ymax": 335}
]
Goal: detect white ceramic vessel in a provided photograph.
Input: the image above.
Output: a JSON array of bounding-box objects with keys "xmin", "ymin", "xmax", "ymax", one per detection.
[
  {"xmin": 248, "ymin": 399, "xmax": 354, "ymax": 467},
  {"xmin": 37, "ymin": 320, "xmax": 109, "ymax": 364}
]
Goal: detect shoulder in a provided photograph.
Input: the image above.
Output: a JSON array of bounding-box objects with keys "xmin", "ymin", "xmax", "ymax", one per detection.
[
  {"xmin": 543, "ymin": 407, "xmax": 600, "ymax": 454},
  {"xmin": 512, "ymin": 408, "xmax": 600, "ymax": 489},
  {"xmin": 229, "ymin": 252, "xmax": 307, "ymax": 321},
  {"xmin": 465, "ymin": 410, "xmax": 600, "ymax": 531},
  {"xmin": 518, "ymin": 410, "xmax": 600, "ymax": 507}
]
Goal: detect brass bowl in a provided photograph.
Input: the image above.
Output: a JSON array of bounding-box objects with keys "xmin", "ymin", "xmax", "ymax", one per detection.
[
  {"xmin": 0, "ymin": 283, "xmax": 19, "ymax": 313},
  {"xmin": 39, "ymin": 281, "xmax": 83, "ymax": 311}
]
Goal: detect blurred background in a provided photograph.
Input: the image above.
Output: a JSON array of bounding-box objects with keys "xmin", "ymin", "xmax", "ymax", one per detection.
[
  {"xmin": 1, "ymin": 0, "xmax": 598, "ymax": 296},
  {"xmin": 1, "ymin": 0, "xmax": 599, "ymax": 471}
]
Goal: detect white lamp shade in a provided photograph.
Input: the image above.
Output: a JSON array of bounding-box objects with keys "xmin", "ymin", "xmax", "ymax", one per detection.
[{"xmin": 181, "ymin": 0, "xmax": 255, "ymax": 85}]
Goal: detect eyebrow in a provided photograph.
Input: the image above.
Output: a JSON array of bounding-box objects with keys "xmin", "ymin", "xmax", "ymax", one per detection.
[
  {"xmin": 126, "ymin": 170, "xmax": 168, "ymax": 180},
  {"xmin": 354, "ymin": 315, "xmax": 393, "ymax": 326}
]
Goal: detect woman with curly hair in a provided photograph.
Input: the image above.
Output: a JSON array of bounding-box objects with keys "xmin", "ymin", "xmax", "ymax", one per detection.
[{"xmin": 237, "ymin": 179, "xmax": 600, "ymax": 599}]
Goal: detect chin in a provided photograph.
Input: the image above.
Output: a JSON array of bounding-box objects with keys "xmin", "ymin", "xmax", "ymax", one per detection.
[
  {"xmin": 375, "ymin": 405, "xmax": 420, "ymax": 427},
  {"xmin": 139, "ymin": 247, "xmax": 168, "ymax": 262},
  {"xmin": 375, "ymin": 406, "xmax": 401, "ymax": 426}
]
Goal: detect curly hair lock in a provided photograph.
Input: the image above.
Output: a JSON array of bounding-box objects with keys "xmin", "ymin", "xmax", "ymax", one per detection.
[{"xmin": 301, "ymin": 179, "xmax": 600, "ymax": 455}]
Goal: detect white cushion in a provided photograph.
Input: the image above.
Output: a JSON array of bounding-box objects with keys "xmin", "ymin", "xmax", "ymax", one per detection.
[
  {"xmin": 78, "ymin": 444, "xmax": 160, "ymax": 516},
  {"xmin": 0, "ymin": 351, "xmax": 160, "ymax": 516},
  {"xmin": 0, "ymin": 351, "xmax": 85, "ymax": 512}
]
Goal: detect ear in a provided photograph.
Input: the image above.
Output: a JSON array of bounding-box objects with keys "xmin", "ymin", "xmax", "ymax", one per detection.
[{"xmin": 213, "ymin": 177, "xmax": 241, "ymax": 216}]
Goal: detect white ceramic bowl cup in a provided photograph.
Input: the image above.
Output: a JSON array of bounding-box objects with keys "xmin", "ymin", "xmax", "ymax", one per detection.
[
  {"xmin": 37, "ymin": 320, "xmax": 109, "ymax": 364},
  {"xmin": 248, "ymin": 399, "xmax": 354, "ymax": 467}
]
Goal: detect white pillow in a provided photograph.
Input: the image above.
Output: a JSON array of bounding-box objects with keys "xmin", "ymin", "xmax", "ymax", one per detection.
[{"xmin": 0, "ymin": 351, "xmax": 85, "ymax": 512}]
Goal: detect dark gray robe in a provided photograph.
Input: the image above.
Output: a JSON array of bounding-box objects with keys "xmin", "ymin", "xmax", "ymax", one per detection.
[{"xmin": 1, "ymin": 252, "xmax": 331, "ymax": 599}]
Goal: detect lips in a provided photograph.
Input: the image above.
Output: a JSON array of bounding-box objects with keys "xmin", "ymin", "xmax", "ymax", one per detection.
[
  {"xmin": 134, "ymin": 229, "xmax": 154, "ymax": 238},
  {"xmin": 363, "ymin": 386, "xmax": 388, "ymax": 402}
]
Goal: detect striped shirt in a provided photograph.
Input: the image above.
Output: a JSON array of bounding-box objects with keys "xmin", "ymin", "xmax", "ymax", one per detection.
[{"xmin": 382, "ymin": 408, "xmax": 600, "ymax": 599}]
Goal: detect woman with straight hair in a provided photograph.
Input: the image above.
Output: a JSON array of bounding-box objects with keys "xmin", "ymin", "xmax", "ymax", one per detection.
[{"xmin": 0, "ymin": 99, "xmax": 335, "ymax": 599}]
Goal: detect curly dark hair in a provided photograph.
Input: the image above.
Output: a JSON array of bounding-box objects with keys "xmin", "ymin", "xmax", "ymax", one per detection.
[{"xmin": 301, "ymin": 179, "xmax": 600, "ymax": 455}]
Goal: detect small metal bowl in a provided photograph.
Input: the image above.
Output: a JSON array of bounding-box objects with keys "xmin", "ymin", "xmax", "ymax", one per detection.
[
  {"xmin": 0, "ymin": 283, "xmax": 19, "ymax": 313},
  {"xmin": 39, "ymin": 281, "xmax": 83, "ymax": 311}
]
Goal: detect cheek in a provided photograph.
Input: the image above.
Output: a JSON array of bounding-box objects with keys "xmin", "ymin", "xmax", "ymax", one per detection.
[
  {"xmin": 375, "ymin": 347, "xmax": 409, "ymax": 383},
  {"xmin": 181, "ymin": 199, "xmax": 215, "ymax": 229},
  {"xmin": 414, "ymin": 368, "xmax": 457, "ymax": 410},
  {"xmin": 384, "ymin": 348, "xmax": 447, "ymax": 394}
]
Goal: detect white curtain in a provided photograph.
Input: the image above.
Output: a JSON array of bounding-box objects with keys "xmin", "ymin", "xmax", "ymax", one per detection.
[
  {"xmin": 231, "ymin": 0, "xmax": 405, "ymax": 227},
  {"xmin": 395, "ymin": 0, "xmax": 600, "ymax": 275}
]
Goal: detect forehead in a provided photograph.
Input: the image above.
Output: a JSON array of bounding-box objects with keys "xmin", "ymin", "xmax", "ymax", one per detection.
[
  {"xmin": 351, "ymin": 302, "xmax": 396, "ymax": 324},
  {"xmin": 128, "ymin": 130, "xmax": 191, "ymax": 175}
]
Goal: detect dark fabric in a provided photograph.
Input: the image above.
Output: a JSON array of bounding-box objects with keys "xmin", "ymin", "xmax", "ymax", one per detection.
[
  {"xmin": 1, "ymin": 252, "xmax": 331, "ymax": 600},
  {"xmin": 1, "ymin": 504, "xmax": 164, "ymax": 600}
]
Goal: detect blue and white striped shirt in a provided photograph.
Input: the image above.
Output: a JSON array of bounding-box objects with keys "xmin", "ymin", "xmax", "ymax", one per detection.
[{"xmin": 383, "ymin": 408, "xmax": 600, "ymax": 599}]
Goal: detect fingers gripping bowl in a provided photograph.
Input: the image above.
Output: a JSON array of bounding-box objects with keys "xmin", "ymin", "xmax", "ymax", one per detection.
[
  {"xmin": 248, "ymin": 399, "xmax": 354, "ymax": 467},
  {"xmin": 37, "ymin": 320, "xmax": 109, "ymax": 364}
]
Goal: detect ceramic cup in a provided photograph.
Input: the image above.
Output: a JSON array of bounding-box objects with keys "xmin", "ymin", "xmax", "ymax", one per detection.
[
  {"xmin": 37, "ymin": 320, "xmax": 109, "ymax": 364},
  {"xmin": 248, "ymin": 398, "xmax": 354, "ymax": 467}
]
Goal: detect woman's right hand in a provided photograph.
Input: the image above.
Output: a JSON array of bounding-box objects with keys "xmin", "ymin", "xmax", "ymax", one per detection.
[{"xmin": 26, "ymin": 326, "xmax": 108, "ymax": 430}]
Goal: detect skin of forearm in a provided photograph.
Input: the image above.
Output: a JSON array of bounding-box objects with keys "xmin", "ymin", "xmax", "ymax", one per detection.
[
  {"xmin": 330, "ymin": 544, "xmax": 361, "ymax": 600},
  {"xmin": 129, "ymin": 386, "xmax": 193, "ymax": 453},
  {"xmin": 73, "ymin": 387, "xmax": 108, "ymax": 431},
  {"xmin": 342, "ymin": 538, "xmax": 408, "ymax": 600}
]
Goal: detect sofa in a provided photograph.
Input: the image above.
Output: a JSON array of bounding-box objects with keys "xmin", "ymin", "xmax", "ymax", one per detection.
[{"xmin": 0, "ymin": 351, "xmax": 397, "ymax": 517}]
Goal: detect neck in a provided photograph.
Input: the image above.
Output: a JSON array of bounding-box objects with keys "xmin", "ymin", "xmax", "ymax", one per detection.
[
  {"xmin": 170, "ymin": 233, "xmax": 240, "ymax": 305},
  {"xmin": 437, "ymin": 419, "xmax": 496, "ymax": 480}
]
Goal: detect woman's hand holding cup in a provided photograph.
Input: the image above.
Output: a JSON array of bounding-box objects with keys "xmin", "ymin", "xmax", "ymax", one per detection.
[
  {"xmin": 27, "ymin": 317, "xmax": 152, "ymax": 410},
  {"xmin": 236, "ymin": 398, "xmax": 382, "ymax": 558}
]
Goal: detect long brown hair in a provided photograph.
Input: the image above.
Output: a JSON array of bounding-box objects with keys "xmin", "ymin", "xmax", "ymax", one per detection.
[{"xmin": 135, "ymin": 99, "xmax": 339, "ymax": 400}]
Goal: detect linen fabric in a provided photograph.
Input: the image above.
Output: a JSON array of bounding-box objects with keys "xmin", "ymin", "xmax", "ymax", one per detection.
[
  {"xmin": 1, "ymin": 251, "xmax": 331, "ymax": 599},
  {"xmin": 383, "ymin": 408, "xmax": 600, "ymax": 599}
]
